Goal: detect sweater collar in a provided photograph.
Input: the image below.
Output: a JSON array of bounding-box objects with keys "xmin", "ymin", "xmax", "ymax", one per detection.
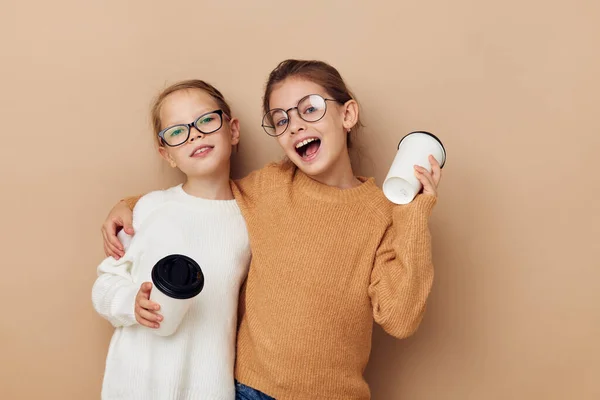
[
  {"xmin": 293, "ymin": 167, "xmax": 379, "ymax": 203},
  {"xmin": 172, "ymin": 184, "xmax": 241, "ymax": 214}
]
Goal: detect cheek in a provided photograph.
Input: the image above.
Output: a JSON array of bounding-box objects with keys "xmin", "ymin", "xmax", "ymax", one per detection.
[
  {"xmin": 217, "ymin": 130, "xmax": 232, "ymax": 145},
  {"xmin": 329, "ymin": 112, "xmax": 346, "ymax": 130},
  {"xmin": 212, "ymin": 132, "xmax": 235, "ymax": 156},
  {"xmin": 276, "ymin": 136, "xmax": 289, "ymax": 150},
  {"xmin": 170, "ymin": 148, "xmax": 189, "ymax": 164},
  {"xmin": 318, "ymin": 117, "xmax": 344, "ymax": 139}
]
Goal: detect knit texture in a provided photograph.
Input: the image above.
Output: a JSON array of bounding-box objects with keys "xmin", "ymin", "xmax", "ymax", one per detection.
[
  {"xmin": 229, "ymin": 163, "xmax": 435, "ymax": 400},
  {"xmin": 93, "ymin": 184, "xmax": 250, "ymax": 400},
  {"xmin": 122, "ymin": 163, "xmax": 436, "ymax": 400}
]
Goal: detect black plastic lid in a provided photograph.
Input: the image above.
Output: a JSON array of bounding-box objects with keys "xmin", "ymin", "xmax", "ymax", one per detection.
[
  {"xmin": 151, "ymin": 254, "xmax": 204, "ymax": 299},
  {"xmin": 398, "ymin": 131, "xmax": 447, "ymax": 168}
]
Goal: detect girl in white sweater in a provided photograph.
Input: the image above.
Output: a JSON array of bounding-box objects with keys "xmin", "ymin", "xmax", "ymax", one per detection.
[{"xmin": 92, "ymin": 80, "xmax": 250, "ymax": 400}]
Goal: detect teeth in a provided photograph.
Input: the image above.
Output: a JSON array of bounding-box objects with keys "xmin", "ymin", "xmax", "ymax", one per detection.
[
  {"xmin": 295, "ymin": 138, "xmax": 317, "ymax": 149},
  {"xmin": 192, "ymin": 147, "xmax": 210, "ymax": 156}
]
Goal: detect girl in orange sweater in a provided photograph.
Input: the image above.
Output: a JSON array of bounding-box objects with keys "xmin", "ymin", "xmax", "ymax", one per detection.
[{"xmin": 101, "ymin": 59, "xmax": 442, "ymax": 400}]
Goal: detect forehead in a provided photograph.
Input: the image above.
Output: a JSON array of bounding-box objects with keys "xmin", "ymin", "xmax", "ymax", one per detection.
[
  {"xmin": 269, "ymin": 77, "xmax": 329, "ymax": 109},
  {"xmin": 160, "ymin": 89, "xmax": 219, "ymax": 124}
]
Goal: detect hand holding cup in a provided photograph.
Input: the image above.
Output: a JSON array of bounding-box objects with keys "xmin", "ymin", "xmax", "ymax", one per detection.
[{"xmin": 134, "ymin": 282, "xmax": 162, "ymax": 329}]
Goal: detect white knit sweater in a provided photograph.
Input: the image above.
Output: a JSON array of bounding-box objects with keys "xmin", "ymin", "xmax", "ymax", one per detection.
[{"xmin": 92, "ymin": 184, "xmax": 250, "ymax": 400}]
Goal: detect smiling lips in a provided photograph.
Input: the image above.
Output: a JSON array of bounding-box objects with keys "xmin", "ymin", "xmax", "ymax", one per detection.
[{"xmin": 190, "ymin": 145, "xmax": 214, "ymax": 157}]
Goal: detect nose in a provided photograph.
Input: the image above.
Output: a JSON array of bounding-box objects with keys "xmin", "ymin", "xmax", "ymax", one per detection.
[
  {"xmin": 287, "ymin": 109, "xmax": 305, "ymax": 136},
  {"xmin": 188, "ymin": 125, "xmax": 203, "ymax": 142}
]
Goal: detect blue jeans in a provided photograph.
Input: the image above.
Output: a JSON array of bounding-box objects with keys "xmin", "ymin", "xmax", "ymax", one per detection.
[{"xmin": 235, "ymin": 381, "xmax": 275, "ymax": 400}]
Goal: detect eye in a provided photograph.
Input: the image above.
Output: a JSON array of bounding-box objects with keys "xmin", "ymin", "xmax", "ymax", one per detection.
[
  {"xmin": 198, "ymin": 116, "xmax": 215, "ymax": 125},
  {"xmin": 275, "ymin": 118, "xmax": 288, "ymax": 127},
  {"xmin": 169, "ymin": 128, "xmax": 185, "ymax": 137},
  {"xmin": 303, "ymin": 106, "xmax": 317, "ymax": 114}
]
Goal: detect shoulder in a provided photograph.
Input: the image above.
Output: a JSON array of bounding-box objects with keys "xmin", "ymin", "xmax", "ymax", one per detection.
[
  {"xmin": 233, "ymin": 161, "xmax": 295, "ymax": 201},
  {"xmin": 238, "ymin": 161, "xmax": 293, "ymax": 183},
  {"xmin": 363, "ymin": 185, "xmax": 396, "ymax": 225},
  {"xmin": 261, "ymin": 160, "xmax": 296, "ymax": 184},
  {"xmin": 132, "ymin": 186, "xmax": 181, "ymax": 231}
]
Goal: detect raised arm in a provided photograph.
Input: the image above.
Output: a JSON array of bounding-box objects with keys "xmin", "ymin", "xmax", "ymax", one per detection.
[
  {"xmin": 368, "ymin": 195, "xmax": 436, "ymax": 338},
  {"xmin": 369, "ymin": 155, "xmax": 442, "ymax": 338}
]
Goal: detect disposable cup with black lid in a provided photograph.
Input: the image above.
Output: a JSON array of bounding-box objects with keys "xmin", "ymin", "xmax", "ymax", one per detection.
[
  {"xmin": 382, "ymin": 131, "xmax": 446, "ymax": 205},
  {"xmin": 149, "ymin": 254, "xmax": 204, "ymax": 336}
]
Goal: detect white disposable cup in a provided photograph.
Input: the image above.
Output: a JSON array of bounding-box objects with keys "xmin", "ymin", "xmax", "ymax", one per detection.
[
  {"xmin": 149, "ymin": 254, "xmax": 204, "ymax": 337},
  {"xmin": 149, "ymin": 288, "xmax": 193, "ymax": 336},
  {"xmin": 382, "ymin": 131, "xmax": 446, "ymax": 204}
]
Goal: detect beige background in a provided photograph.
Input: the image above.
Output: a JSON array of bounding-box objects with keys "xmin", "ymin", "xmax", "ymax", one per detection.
[{"xmin": 1, "ymin": 0, "xmax": 599, "ymax": 399}]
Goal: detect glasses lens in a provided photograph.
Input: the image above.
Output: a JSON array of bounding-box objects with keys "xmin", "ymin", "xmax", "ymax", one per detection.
[
  {"xmin": 162, "ymin": 125, "xmax": 189, "ymax": 146},
  {"xmin": 195, "ymin": 112, "xmax": 222, "ymax": 134},
  {"xmin": 263, "ymin": 109, "xmax": 288, "ymax": 136},
  {"xmin": 298, "ymin": 95, "xmax": 327, "ymax": 122}
]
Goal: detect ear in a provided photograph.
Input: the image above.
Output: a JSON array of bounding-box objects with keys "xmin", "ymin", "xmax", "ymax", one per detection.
[
  {"xmin": 341, "ymin": 99, "xmax": 359, "ymax": 131},
  {"xmin": 158, "ymin": 146, "xmax": 177, "ymax": 168},
  {"xmin": 229, "ymin": 117, "xmax": 240, "ymax": 146}
]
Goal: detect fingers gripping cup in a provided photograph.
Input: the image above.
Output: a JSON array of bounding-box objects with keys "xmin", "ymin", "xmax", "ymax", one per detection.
[
  {"xmin": 383, "ymin": 131, "xmax": 446, "ymax": 205},
  {"xmin": 149, "ymin": 254, "xmax": 204, "ymax": 336}
]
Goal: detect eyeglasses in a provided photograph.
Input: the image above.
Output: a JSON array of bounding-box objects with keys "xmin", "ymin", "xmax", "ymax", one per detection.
[
  {"xmin": 261, "ymin": 94, "xmax": 340, "ymax": 137},
  {"xmin": 158, "ymin": 109, "xmax": 229, "ymax": 147}
]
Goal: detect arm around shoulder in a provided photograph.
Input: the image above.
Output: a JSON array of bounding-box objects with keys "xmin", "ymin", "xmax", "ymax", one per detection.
[{"xmin": 232, "ymin": 162, "xmax": 284, "ymax": 207}]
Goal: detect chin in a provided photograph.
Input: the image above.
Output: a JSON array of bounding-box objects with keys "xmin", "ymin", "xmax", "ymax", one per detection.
[
  {"xmin": 290, "ymin": 155, "xmax": 330, "ymax": 178},
  {"xmin": 186, "ymin": 158, "xmax": 229, "ymax": 178}
]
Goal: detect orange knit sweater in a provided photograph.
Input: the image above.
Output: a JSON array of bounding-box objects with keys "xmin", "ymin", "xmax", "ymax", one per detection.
[{"xmin": 125, "ymin": 162, "xmax": 435, "ymax": 400}]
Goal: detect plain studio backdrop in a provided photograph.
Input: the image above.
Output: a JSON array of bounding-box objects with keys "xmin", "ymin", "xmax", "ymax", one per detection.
[{"xmin": 1, "ymin": 0, "xmax": 599, "ymax": 399}]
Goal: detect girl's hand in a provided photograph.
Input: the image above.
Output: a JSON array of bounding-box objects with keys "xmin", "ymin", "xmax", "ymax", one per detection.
[
  {"xmin": 101, "ymin": 200, "xmax": 134, "ymax": 259},
  {"xmin": 135, "ymin": 282, "xmax": 162, "ymax": 329},
  {"xmin": 414, "ymin": 155, "xmax": 442, "ymax": 197}
]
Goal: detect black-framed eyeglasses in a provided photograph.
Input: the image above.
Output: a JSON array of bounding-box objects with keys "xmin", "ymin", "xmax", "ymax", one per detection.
[
  {"xmin": 158, "ymin": 109, "xmax": 229, "ymax": 147},
  {"xmin": 261, "ymin": 94, "xmax": 341, "ymax": 137}
]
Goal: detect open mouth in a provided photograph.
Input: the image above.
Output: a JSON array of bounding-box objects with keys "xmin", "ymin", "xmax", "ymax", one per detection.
[{"xmin": 295, "ymin": 137, "xmax": 321, "ymax": 161}]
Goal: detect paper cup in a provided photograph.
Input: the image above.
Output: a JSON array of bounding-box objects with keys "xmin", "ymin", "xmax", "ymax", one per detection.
[
  {"xmin": 383, "ymin": 131, "xmax": 446, "ymax": 204},
  {"xmin": 149, "ymin": 254, "xmax": 204, "ymax": 336}
]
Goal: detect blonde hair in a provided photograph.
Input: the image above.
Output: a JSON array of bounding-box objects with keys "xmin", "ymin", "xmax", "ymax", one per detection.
[{"xmin": 151, "ymin": 79, "xmax": 232, "ymax": 146}]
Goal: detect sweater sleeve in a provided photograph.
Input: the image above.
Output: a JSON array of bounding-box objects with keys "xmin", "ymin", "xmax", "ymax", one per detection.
[
  {"xmin": 368, "ymin": 194, "xmax": 437, "ymax": 339},
  {"xmin": 92, "ymin": 192, "xmax": 163, "ymax": 327},
  {"xmin": 231, "ymin": 166, "xmax": 266, "ymax": 209},
  {"xmin": 91, "ymin": 252, "xmax": 140, "ymax": 327},
  {"xmin": 231, "ymin": 162, "xmax": 287, "ymax": 210},
  {"xmin": 123, "ymin": 195, "xmax": 143, "ymax": 211}
]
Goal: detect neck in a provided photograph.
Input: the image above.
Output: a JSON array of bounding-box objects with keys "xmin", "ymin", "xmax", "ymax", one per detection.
[
  {"xmin": 310, "ymin": 150, "xmax": 360, "ymax": 189},
  {"xmin": 182, "ymin": 166, "xmax": 233, "ymax": 200}
]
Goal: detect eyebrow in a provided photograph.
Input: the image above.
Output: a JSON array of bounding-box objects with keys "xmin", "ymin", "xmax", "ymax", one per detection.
[
  {"xmin": 272, "ymin": 93, "xmax": 328, "ymax": 110},
  {"xmin": 162, "ymin": 108, "xmax": 218, "ymax": 126}
]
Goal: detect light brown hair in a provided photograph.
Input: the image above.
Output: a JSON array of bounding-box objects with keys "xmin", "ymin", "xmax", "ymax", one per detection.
[
  {"xmin": 151, "ymin": 79, "xmax": 231, "ymax": 146},
  {"xmin": 263, "ymin": 59, "xmax": 363, "ymax": 148}
]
